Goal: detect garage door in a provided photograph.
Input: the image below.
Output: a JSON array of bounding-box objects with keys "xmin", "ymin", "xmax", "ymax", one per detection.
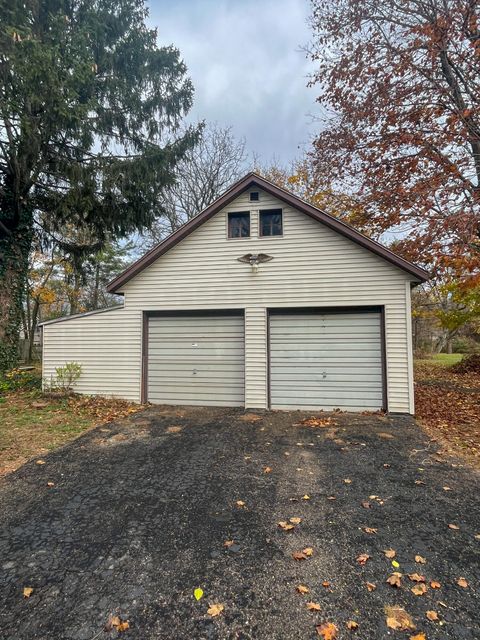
[
  {"xmin": 147, "ymin": 313, "xmax": 245, "ymax": 406},
  {"xmin": 269, "ymin": 310, "xmax": 384, "ymax": 411}
]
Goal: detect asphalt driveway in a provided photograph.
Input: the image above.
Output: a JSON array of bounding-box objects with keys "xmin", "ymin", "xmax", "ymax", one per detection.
[{"xmin": 0, "ymin": 406, "xmax": 478, "ymax": 639}]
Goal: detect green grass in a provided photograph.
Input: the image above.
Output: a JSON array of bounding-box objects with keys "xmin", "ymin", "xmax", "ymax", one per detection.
[{"xmin": 416, "ymin": 353, "xmax": 463, "ymax": 367}]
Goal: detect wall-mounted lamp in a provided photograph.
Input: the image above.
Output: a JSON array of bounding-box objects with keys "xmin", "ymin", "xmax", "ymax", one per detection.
[{"xmin": 237, "ymin": 253, "xmax": 273, "ymax": 273}]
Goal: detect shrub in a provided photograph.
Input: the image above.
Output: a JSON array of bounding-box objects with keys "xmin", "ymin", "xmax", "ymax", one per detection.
[
  {"xmin": 0, "ymin": 367, "xmax": 42, "ymax": 394},
  {"xmin": 51, "ymin": 362, "xmax": 82, "ymax": 392}
]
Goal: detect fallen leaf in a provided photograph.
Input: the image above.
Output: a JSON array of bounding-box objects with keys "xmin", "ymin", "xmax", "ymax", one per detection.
[
  {"xmin": 316, "ymin": 622, "xmax": 338, "ymax": 639},
  {"xmin": 384, "ymin": 549, "xmax": 396, "ymax": 559},
  {"xmin": 426, "ymin": 610, "xmax": 438, "ymax": 621},
  {"xmin": 408, "ymin": 573, "xmax": 426, "ymax": 582},
  {"xmin": 415, "ymin": 555, "xmax": 427, "ymax": 564},
  {"xmin": 278, "ymin": 521, "xmax": 295, "ymax": 531},
  {"xmin": 363, "ymin": 527, "xmax": 377, "ymax": 534},
  {"xmin": 289, "ymin": 517, "xmax": 302, "ymax": 525},
  {"xmin": 240, "ymin": 413, "xmax": 262, "ymax": 422},
  {"xmin": 346, "ymin": 620, "xmax": 359, "ymax": 630},
  {"xmin": 356, "ymin": 553, "xmax": 370, "ymax": 565},
  {"xmin": 411, "ymin": 583, "xmax": 428, "ymax": 596},
  {"xmin": 207, "ymin": 603, "xmax": 224, "ymax": 617},
  {"xmin": 296, "ymin": 584, "xmax": 310, "ymax": 594},
  {"xmin": 166, "ymin": 425, "xmax": 182, "ymax": 433},
  {"xmin": 344, "ymin": 478, "xmax": 352, "ymax": 484},
  {"xmin": 236, "ymin": 500, "xmax": 246, "ymax": 508},
  {"xmin": 105, "ymin": 616, "xmax": 129, "ymax": 632},
  {"xmin": 116, "ymin": 621, "xmax": 130, "ymax": 632},
  {"xmin": 361, "ymin": 501, "xmax": 371, "ymax": 509},
  {"xmin": 386, "ymin": 572, "xmax": 402, "ymax": 588},
  {"xmin": 391, "ymin": 560, "xmax": 400, "ymax": 568},
  {"xmin": 448, "ymin": 523, "xmax": 460, "ymax": 530},
  {"xmin": 430, "ymin": 580, "xmax": 441, "ymax": 589},
  {"xmin": 46, "ymin": 482, "xmax": 55, "ymax": 487},
  {"xmin": 366, "ymin": 582, "xmax": 377, "ymax": 591},
  {"xmin": 415, "ymin": 479, "xmax": 425, "ymax": 485},
  {"xmin": 306, "ymin": 602, "xmax": 321, "ymax": 611},
  {"xmin": 303, "ymin": 547, "xmax": 314, "ymax": 557},
  {"xmin": 36, "ymin": 460, "xmax": 46, "ymax": 465},
  {"xmin": 264, "ymin": 466, "xmax": 272, "ymax": 473},
  {"xmin": 292, "ymin": 551, "xmax": 308, "ymax": 561},
  {"xmin": 23, "ymin": 587, "xmax": 33, "ymax": 598},
  {"xmin": 410, "ymin": 634, "xmax": 426, "ymax": 640},
  {"xmin": 443, "ymin": 486, "xmax": 452, "ymax": 491},
  {"xmin": 223, "ymin": 540, "xmax": 234, "ymax": 548},
  {"xmin": 302, "ymin": 494, "xmax": 311, "ymax": 500},
  {"xmin": 385, "ymin": 605, "xmax": 416, "ymax": 631},
  {"xmin": 194, "ymin": 588, "xmax": 204, "ymax": 601},
  {"xmin": 322, "ymin": 581, "xmax": 330, "ymax": 588},
  {"xmin": 327, "ymin": 495, "xmax": 336, "ymax": 500},
  {"xmin": 456, "ymin": 577, "xmax": 468, "ymax": 588},
  {"xmin": 383, "ymin": 463, "xmax": 391, "ymax": 468}
]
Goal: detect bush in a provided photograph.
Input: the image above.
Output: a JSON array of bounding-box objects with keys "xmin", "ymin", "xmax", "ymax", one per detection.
[
  {"xmin": 50, "ymin": 362, "xmax": 82, "ymax": 392},
  {"xmin": 0, "ymin": 367, "xmax": 42, "ymax": 394},
  {"xmin": 452, "ymin": 336, "xmax": 480, "ymax": 354}
]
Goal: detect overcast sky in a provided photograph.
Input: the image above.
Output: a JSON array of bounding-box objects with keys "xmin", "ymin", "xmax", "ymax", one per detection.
[{"xmin": 147, "ymin": 0, "xmax": 318, "ymax": 165}]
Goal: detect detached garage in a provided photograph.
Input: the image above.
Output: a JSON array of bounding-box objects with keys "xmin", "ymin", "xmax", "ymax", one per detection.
[{"xmin": 42, "ymin": 172, "xmax": 428, "ymax": 414}]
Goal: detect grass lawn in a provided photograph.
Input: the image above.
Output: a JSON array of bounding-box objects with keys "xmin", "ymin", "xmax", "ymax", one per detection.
[
  {"xmin": 414, "ymin": 353, "xmax": 480, "ymax": 468},
  {"xmin": 0, "ymin": 391, "xmax": 142, "ymax": 477}
]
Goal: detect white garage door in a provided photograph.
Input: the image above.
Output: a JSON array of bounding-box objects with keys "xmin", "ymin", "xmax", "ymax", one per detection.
[
  {"xmin": 147, "ymin": 313, "xmax": 245, "ymax": 407},
  {"xmin": 269, "ymin": 310, "xmax": 384, "ymax": 411}
]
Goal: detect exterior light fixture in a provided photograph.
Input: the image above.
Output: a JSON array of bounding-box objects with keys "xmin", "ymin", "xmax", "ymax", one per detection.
[{"xmin": 237, "ymin": 253, "xmax": 273, "ymax": 273}]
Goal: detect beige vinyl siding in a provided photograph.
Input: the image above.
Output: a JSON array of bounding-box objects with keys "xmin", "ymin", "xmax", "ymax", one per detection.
[
  {"xmin": 42, "ymin": 307, "xmax": 141, "ymax": 401},
  {"xmin": 120, "ymin": 189, "xmax": 414, "ymax": 413}
]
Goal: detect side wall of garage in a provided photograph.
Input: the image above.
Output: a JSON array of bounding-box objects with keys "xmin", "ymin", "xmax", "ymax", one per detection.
[
  {"xmin": 42, "ymin": 307, "xmax": 142, "ymax": 402},
  {"xmin": 120, "ymin": 189, "xmax": 416, "ymax": 413}
]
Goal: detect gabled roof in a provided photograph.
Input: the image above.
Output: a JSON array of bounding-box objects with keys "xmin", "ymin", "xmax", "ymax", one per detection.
[{"xmin": 107, "ymin": 172, "xmax": 428, "ymax": 293}]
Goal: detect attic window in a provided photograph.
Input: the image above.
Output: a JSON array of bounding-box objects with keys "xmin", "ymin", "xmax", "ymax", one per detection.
[
  {"xmin": 249, "ymin": 191, "xmax": 259, "ymax": 202},
  {"xmin": 228, "ymin": 211, "xmax": 250, "ymax": 238},
  {"xmin": 260, "ymin": 209, "xmax": 283, "ymax": 236}
]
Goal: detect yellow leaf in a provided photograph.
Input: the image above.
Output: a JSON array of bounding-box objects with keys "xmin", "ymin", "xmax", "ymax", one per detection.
[
  {"xmin": 302, "ymin": 494, "xmax": 311, "ymax": 500},
  {"xmin": 392, "ymin": 560, "xmax": 400, "ymax": 568},
  {"xmin": 194, "ymin": 588, "xmax": 204, "ymax": 601},
  {"xmin": 23, "ymin": 587, "xmax": 33, "ymax": 598},
  {"xmin": 316, "ymin": 622, "xmax": 338, "ymax": 639},
  {"xmin": 303, "ymin": 547, "xmax": 314, "ymax": 557},
  {"xmin": 410, "ymin": 634, "xmax": 426, "ymax": 640},
  {"xmin": 207, "ymin": 603, "xmax": 224, "ymax": 617}
]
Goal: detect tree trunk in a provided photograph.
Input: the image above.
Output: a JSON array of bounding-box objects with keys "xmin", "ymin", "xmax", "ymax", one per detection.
[
  {"xmin": 0, "ymin": 214, "xmax": 33, "ymax": 372},
  {"xmin": 27, "ymin": 298, "xmax": 40, "ymax": 364}
]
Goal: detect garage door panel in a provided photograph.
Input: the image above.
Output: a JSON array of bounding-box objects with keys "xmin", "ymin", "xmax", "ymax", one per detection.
[
  {"xmin": 147, "ymin": 314, "xmax": 245, "ymax": 407},
  {"xmin": 270, "ymin": 311, "xmax": 383, "ymax": 411}
]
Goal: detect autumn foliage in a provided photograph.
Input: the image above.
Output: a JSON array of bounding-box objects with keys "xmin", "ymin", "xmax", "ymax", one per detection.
[{"xmin": 309, "ymin": 0, "xmax": 480, "ymax": 283}]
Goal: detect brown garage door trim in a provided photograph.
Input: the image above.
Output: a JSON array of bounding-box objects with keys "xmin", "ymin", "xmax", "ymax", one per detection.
[
  {"xmin": 266, "ymin": 306, "xmax": 387, "ymax": 412},
  {"xmin": 141, "ymin": 309, "xmax": 246, "ymax": 404}
]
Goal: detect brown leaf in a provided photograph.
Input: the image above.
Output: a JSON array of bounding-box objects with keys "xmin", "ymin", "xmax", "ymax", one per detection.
[
  {"xmin": 327, "ymin": 495, "xmax": 337, "ymax": 500},
  {"xmin": 443, "ymin": 486, "xmax": 452, "ymax": 491},
  {"xmin": 344, "ymin": 478, "xmax": 352, "ymax": 484},
  {"xmin": 316, "ymin": 622, "xmax": 338, "ymax": 639},
  {"xmin": 384, "ymin": 549, "xmax": 396, "ymax": 559},
  {"xmin": 411, "ymin": 583, "xmax": 428, "ymax": 596},
  {"xmin": 36, "ymin": 459, "xmax": 46, "ymax": 465},
  {"xmin": 166, "ymin": 425, "xmax": 182, "ymax": 433},
  {"xmin": 448, "ymin": 523, "xmax": 460, "ymax": 530},
  {"xmin": 46, "ymin": 482, "xmax": 55, "ymax": 487},
  {"xmin": 223, "ymin": 540, "xmax": 234, "ymax": 547},
  {"xmin": 361, "ymin": 501, "xmax": 371, "ymax": 509},
  {"xmin": 207, "ymin": 603, "xmax": 224, "ymax": 617},
  {"xmin": 456, "ymin": 577, "xmax": 468, "ymax": 588},
  {"xmin": 296, "ymin": 584, "xmax": 309, "ymax": 594},
  {"xmin": 366, "ymin": 582, "xmax": 377, "ymax": 591},
  {"xmin": 116, "ymin": 621, "xmax": 130, "ymax": 632},
  {"xmin": 240, "ymin": 413, "xmax": 262, "ymax": 422},
  {"xmin": 292, "ymin": 551, "xmax": 308, "ymax": 561},
  {"xmin": 264, "ymin": 466, "xmax": 272, "ymax": 473},
  {"xmin": 415, "ymin": 555, "xmax": 427, "ymax": 564},
  {"xmin": 363, "ymin": 527, "xmax": 377, "ymax": 534},
  {"xmin": 235, "ymin": 500, "xmax": 246, "ymax": 508},
  {"xmin": 386, "ymin": 572, "xmax": 402, "ymax": 588},
  {"xmin": 410, "ymin": 634, "xmax": 426, "ymax": 640},
  {"xmin": 322, "ymin": 581, "xmax": 330, "ymax": 588},
  {"xmin": 346, "ymin": 620, "xmax": 359, "ymax": 630},
  {"xmin": 385, "ymin": 605, "xmax": 416, "ymax": 631},
  {"xmin": 289, "ymin": 517, "xmax": 302, "ymax": 525},
  {"xmin": 356, "ymin": 553, "xmax": 370, "ymax": 565},
  {"xmin": 408, "ymin": 573, "xmax": 426, "ymax": 582},
  {"xmin": 426, "ymin": 610, "xmax": 439, "ymax": 621},
  {"xmin": 415, "ymin": 479, "xmax": 425, "ymax": 485},
  {"xmin": 429, "ymin": 580, "xmax": 441, "ymax": 589},
  {"xmin": 23, "ymin": 587, "xmax": 33, "ymax": 598},
  {"xmin": 278, "ymin": 521, "xmax": 295, "ymax": 531},
  {"xmin": 306, "ymin": 602, "xmax": 322, "ymax": 611},
  {"xmin": 105, "ymin": 616, "xmax": 129, "ymax": 632}
]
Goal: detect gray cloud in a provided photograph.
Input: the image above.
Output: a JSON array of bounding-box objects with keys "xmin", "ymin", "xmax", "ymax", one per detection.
[{"xmin": 147, "ymin": 0, "xmax": 318, "ymax": 163}]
